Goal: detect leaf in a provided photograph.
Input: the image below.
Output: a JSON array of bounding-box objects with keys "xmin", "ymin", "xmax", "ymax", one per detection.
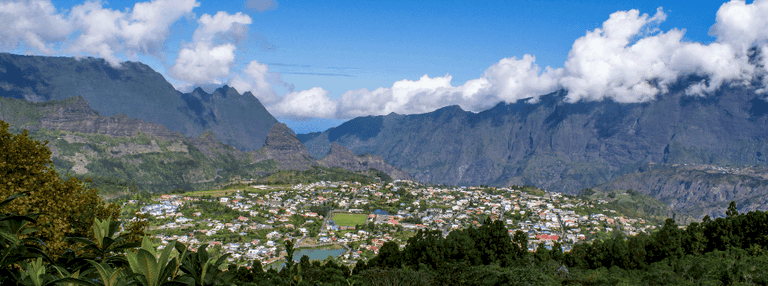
[{"xmin": 0, "ymin": 229, "xmax": 20, "ymax": 245}]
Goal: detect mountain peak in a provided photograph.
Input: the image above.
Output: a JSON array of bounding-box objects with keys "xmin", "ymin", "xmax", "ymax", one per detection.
[
  {"xmin": 258, "ymin": 123, "xmax": 314, "ymax": 170},
  {"xmin": 0, "ymin": 52, "xmax": 277, "ymax": 152},
  {"xmin": 263, "ymin": 122, "xmax": 308, "ymax": 155}
]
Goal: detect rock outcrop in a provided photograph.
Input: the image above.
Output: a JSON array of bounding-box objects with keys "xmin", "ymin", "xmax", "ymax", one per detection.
[
  {"xmin": 320, "ymin": 143, "xmax": 413, "ymax": 180},
  {"xmin": 596, "ymin": 164, "xmax": 768, "ymax": 219},
  {"xmin": 254, "ymin": 123, "xmax": 316, "ymax": 170}
]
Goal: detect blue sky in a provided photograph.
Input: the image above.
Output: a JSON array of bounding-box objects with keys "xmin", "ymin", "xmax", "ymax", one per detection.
[{"xmin": 3, "ymin": 0, "xmax": 767, "ymax": 133}]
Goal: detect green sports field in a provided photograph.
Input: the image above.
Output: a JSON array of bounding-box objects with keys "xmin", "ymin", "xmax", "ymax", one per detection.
[{"xmin": 332, "ymin": 213, "xmax": 368, "ymax": 226}]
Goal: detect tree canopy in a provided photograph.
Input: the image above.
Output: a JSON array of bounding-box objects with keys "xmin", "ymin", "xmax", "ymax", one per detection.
[{"xmin": 0, "ymin": 121, "xmax": 120, "ymax": 256}]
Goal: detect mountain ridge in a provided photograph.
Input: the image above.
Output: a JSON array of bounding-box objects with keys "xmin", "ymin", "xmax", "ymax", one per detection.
[
  {"xmin": 0, "ymin": 52, "xmax": 277, "ymax": 151},
  {"xmin": 0, "ymin": 96, "xmax": 410, "ymax": 192},
  {"xmin": 301, "ymin": 83, "xmax": 768, "ymax": 217}
]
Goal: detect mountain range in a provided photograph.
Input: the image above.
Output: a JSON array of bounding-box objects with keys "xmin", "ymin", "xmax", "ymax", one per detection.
[
  {"xmin": 300, "ymin": 82, "xmax": 768, "ymax": 218},
  {"xmin": 2, "ymin": 52, "xmax": 768, "ymax": 218},
  {"xmin": 0, "ymin": 53, "xmax": 276, "ymax": 151}
]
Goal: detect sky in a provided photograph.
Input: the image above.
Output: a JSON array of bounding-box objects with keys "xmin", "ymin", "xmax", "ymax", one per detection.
[{"xmin": 2, "ymin": 0, "xmax": 768, "ymax": 133}]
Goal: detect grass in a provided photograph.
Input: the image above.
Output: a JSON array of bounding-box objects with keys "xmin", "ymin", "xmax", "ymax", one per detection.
[
  {"xmin": 331, "ymin": 213, "xmax": 368, "ymax": 226},
  {"xmin": 184, "ymin": 186, "xmax": 279, "ymax": 197},
  {"xmin": 184, "ymin": 189, "xmax": 243, "ymax": 197}
]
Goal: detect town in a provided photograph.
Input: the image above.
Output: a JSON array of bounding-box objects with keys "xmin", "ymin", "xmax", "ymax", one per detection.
[{"xmin": 124, "ymin": 180, "xmax": 660, "ymax": 268}]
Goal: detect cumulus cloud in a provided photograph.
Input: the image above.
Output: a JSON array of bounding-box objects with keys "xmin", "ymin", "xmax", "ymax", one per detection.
[
  {"xmin": 0, "ymin": 0, "xmax": 199, "ymax": 65},
  {"xmin": 559, "ymin": 5, "xmax": 764, "ymax": 101},
  {"xmin": 711, "ymin": 0, "xmax": 768, "ymax": 52},
  {"xmin": 244, "ymin": 57, "xmax": 561, "ymax": 119},
  {"xmin": 193, "ymin": 11, "xmax": 251, "ymax": 44},
  {"xmin": 0, "ymin": 0, "xmax": 72, "ymax": 54},
  {"xmin": 4, "ymin": 0, "xmax": 768, "ymax": 120},
  {"xmin": 269, "ymin": 0, "xmax": 768, "ymax": 119},
  {"xmin": 482, "ymin": 55, "xmax": 563, "ymax": 103},
  {"xmin": 171, "ymin": 11, "xmax": 252, "ymax": 85},
  {"xmin": 170, "ymin": 43, "xmax": 236, "ymax": 84},
  {"xmin": 68, "ymin": 0, "xmax": 199, "ymax": 65},
  {"xmin": 271, "ymin": 87, "xmax": 337, "ymax": 119},
  {"xmin": 228, "ymin": 60, "xmax": 285, "ymax": 104}
]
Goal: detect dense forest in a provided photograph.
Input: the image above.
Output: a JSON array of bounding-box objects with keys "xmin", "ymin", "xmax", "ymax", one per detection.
[{"xmin": 3, "ymin": 121, "xmax": 768, "ymax": 285}]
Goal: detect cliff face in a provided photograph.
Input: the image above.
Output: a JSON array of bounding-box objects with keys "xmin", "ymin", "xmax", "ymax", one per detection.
[
  {"xmin": 319, "ymin": 143, "xmax": 413, "ymax": 180},
  {"xmin": 596, "ymin": 164, "xmax": 768, "ymax": 219},
  {"xmin": 0, "ymin": 96, "xmax": 411, "ymax": 192},
  {"xmin": 302, "ymin": 84, "xmax": 768, "ymax": 193},
  {"xmin": 33, "ymin": 97, "xmax": 185, "ymax": 140},
  {"xmin": 0, "ymin": 53, "xmax": 277, "ymax": 151},
  {"xmin": 254, "ymin": 123, "xmax": 316, "ymax": 171},
  {"xmin": 253, "ymin": 123, "xmax": 412, "ymax": 179},
  {"xmin": 0, "ymin": 96, "xmax": 263, "ymax": 192},
  {"xmin": 179, "ymin": 86, "xmax": 277, "ymax": 151}
]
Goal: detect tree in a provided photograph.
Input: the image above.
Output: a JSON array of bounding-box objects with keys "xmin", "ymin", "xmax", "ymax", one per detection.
[{"xmin": 0, "ymin": 121, "xmax": 121, "ymax": 257}]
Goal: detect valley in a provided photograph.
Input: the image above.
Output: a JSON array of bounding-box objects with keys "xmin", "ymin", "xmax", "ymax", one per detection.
[
  {"xmin": 123, "ymin": 179, "xmax": 668, "ymax": 267},
  {"xmin": 2, "ymin": 51, "xmax": 767, "ymax": 246}
]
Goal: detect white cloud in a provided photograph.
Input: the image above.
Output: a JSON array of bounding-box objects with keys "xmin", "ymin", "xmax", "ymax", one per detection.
[
  {"xmin": 170, "ymin": 11, "xmax": 251, "ymax": 85},
  {"xmin": 710, "ymin": 0, "xmax": 768, "ymax": 52},
  {"xmin": 0, "ymin": 0, "xmax": 202, "ymax": 66},
  {"xmin": 4, "ymin": 0, "xmax": 768, "ymax": 120},
  {"xmin": 170, "ymin": 43, "xmax": 236, "ymax": 84},
  {"xmin": 193, "ymin": 11, "xmax": 252, "ymax": 44},
  {"xmin": 263, "ymin": 1, "xmax": 768, "ymax": 119},
  {"xmin": 560, "ymin": 8, "xmax": 680, "ymax": 102},
  {"xmin": 0, "ymin": 0, "xmax": 72, "ymax": 54},
  {"xmin": 482, "ymin": 55, "xmax": 562, "ymax": 103},
  {"xmin": 228, "ymin": 60, "xmax": 282, "ymax": 104},
  {"xmin": 68, "ymin": 0, "xmax": 199, "ymax": 65},
  {"xmin": 271, "ymin": 87, "xmax": 337, "ymax": 119},
  {"xmin": 335, "ymin": 74, "xmax": 487, "ymax": 118}
]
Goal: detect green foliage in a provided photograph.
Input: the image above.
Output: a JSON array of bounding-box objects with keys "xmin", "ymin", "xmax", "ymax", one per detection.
[
  {"xmin": 175, "ymin": 243, "xmax": 233, "ymax": 286},
  {"xmin": 584, "ymin": 189, "xmax": 671, "ymax": 224},
  {"xmin": 0, "ymin": 121, "xmax": 122, "ymax": 257},
  {"xmin": 257, "ymin": 166, "xmax": 382, "ymax": 185}
]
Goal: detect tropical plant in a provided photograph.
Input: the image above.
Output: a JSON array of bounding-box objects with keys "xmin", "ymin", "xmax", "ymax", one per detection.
[
  {"xmin": 0, "ymin": 192, "xmax": 49, "ymax": 284},
  {"xmin": 175, "ymin": 243, "xmax": 233, "ymax": 286},
  {"xmin": 124, "ymin": 237, "xmax": 185, "ymax": 286},
  {"xmin": 68, "ymin": 217, "xmax": 141, "ymax": 265}
]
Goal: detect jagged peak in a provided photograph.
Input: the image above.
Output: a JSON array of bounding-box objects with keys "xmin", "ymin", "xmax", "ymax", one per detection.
[
  {"xmin": 191, "ymin": 87, "xmax": 207, "ymax": 94},
  {"xmin": 213, "ymin": 85, "xmax": 241, "ymax": 98}
]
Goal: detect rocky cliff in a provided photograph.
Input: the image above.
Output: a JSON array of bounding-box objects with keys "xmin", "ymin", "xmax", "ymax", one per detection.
[
  {"xmin": 319, "ymin": 143, "xmax": 413, "ymax": 180},
  {"xmin": 596, "ymin": 164, "xmax": 768, "ymax": 219},
  {"xmin": 253, "ymin": 124, "xmax": 410, "ymax": 180},
  {"xmin": 253, "ymin": 123, "xmax": 316, "ymax": 171},
  {"xmin": 0, "ymin": 95, "xmax": 261, "ymax": 192}
]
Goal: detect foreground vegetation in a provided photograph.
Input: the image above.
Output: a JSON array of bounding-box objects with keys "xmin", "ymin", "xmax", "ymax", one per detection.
[{"xmin": 4, "ymin": 193, "xmax": 768, "ymax": 285}]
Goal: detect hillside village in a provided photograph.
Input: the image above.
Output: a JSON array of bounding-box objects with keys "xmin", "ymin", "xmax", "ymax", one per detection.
[{"xmin": 126, "ymin": 180, "xmax": 660, "ymax": 267}]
